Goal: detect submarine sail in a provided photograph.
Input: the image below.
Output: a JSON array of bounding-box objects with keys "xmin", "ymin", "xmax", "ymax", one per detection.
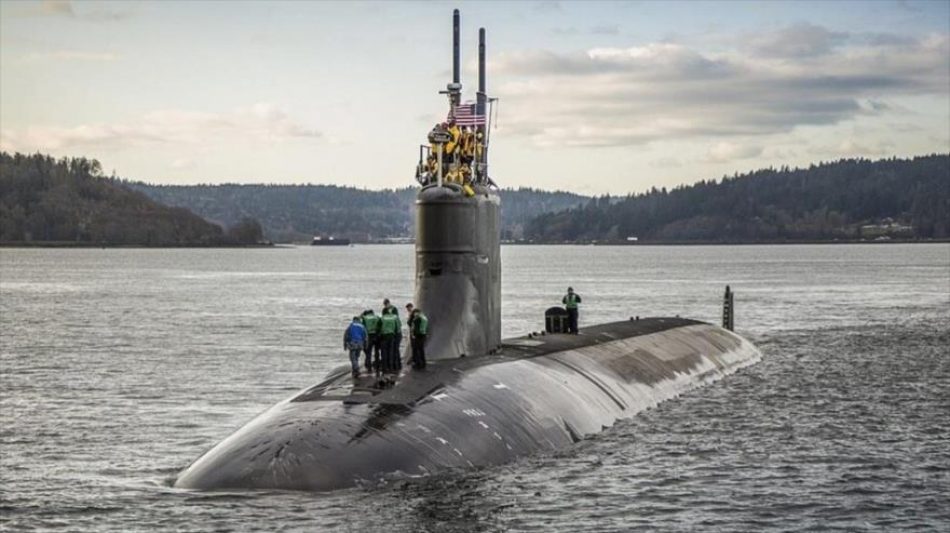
[
  {"xmin": 415, "ymin": 9, "xmax": 500, "ymax": 360},
  {"xmin": 173, "ymin": 10, "xmax": 762, "ymax": 492}
]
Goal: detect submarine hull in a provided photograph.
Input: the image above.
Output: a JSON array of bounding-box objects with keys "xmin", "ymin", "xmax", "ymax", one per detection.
[{"xmin": 174, "ymin": 318, "xmax": 761, "ymax": 491}]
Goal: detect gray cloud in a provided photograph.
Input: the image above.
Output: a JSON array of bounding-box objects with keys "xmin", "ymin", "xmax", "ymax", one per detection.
[
  {"xmin": 490, "ymin": 27, "xmax": 949, "ymax": 150},
  {"xmin": 858, "ymin": 32, "xmax": 918, "ymax": 47},
  {"xmin": 747, "ymin": 23, "xmax": 848, "ymax": 58}
]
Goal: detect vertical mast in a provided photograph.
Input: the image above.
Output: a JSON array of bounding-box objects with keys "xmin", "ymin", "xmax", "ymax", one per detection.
[
  {"xmin": 449, "ymin": 9, "xmax": 462, "ymax": 107},
  {"xmin": 477, "ymin": 27, "xmax": 487, "ymax": 183}
]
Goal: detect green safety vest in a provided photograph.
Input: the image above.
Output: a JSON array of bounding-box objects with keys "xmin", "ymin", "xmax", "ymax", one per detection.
[
  {"xmin": 362, "ymin": 314, "xmax": 380, "ymax": 335},
  {"xmin": 413, "ymin": 313, "xmax": 429, "ymax": 335},
  {"xmin": 380, "ymin": 313, "xmax": 400, "ymax": 335},
  {"xmin": 563, "ymin": 293, "xmax": 580, "ymax": 309}
]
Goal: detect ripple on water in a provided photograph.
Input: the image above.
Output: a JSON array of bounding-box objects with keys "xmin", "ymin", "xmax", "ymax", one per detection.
[{"xmin": 2, "ymin": 245, "xmax": 949, "ymax": 531}]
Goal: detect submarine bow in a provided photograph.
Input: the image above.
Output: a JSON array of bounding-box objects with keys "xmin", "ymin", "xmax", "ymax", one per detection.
[{"xmin": 173, "ymin": 10, "xmax": 762, "ymax": 492}]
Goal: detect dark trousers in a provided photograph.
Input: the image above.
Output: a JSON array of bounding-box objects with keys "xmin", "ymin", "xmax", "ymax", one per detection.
[
  {"xmin": 394, "ymin": 332, "xmax": 403, "ymax": 370},
  {"xmin": 567, "ymin": 308, "xmax": 579, "ymax": 334},
  {"xmin": 411, "ymin": 334, "xmax": 427, "ymax": 369},
  {"xmin": 364, "ymin": 335, "xmax": 380, "ymax": 370},
  {"xmin": 380, "ymin": 334, "xmax": 395, "ymax": 372}
]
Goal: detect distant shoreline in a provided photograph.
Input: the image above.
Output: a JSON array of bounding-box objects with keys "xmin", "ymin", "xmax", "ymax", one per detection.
[
  {"xmin": 0, "ymin": 241, "xmax": 275, "ymax": 248},
  {"xmin": 505, "ymin": 238, "xmax": 950, "ymax": 246},
  {"xmin": 3, "ymin": 239, "xmax": 946, "ymax": 249}
]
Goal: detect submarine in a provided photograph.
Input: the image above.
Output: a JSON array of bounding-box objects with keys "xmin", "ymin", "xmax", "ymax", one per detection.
[{"xmin": 174, "ymin": 10, "xmax": 762, "ymax": 492}]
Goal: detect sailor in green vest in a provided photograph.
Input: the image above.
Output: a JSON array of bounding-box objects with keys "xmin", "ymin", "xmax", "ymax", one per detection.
[
  {"xmin": 409, "ymin": 308, "xmax": 429, "ymax": 369},
  {"xmin": 360, "ymin": 309, "xmax": 381, "ymax": 372},
  {"xmin": 378, "ymin": 306, "xmax": 401, "ymax": 373},
  {"xmin": 562, "ymin": 287, "xmax": 582, "ymax": 334}
]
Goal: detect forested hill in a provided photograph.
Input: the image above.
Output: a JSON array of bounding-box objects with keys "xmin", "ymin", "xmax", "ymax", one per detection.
[
  {"xmin": 526, "ymin": 155, "xmax": 949, "ymax": 243},
  {"xmin": 128, "ymin": 183, "xmax": 588, "ymax": 242},
  {"xmin": 0, "ymin": 152, "xmax": 262, "ymax": 245}
]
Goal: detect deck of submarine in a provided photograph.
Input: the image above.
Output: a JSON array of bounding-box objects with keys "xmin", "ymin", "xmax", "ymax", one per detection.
[{"xmin": 292, "ymin": 317, "xmax": 704, "ymax": 407}]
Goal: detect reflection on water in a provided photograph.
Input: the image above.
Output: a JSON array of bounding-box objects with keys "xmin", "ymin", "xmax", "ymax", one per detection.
[{"xmin": 1, "ymin": 244, "xmax": 948, "ymax": 531}]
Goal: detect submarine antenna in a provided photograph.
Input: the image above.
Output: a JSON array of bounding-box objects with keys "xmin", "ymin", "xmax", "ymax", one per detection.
[
  {"xmin": 477, "ymin": 27, "xmax": 487, "ymax": 183},
  {"xmin": 448, "ymin": 9, "xmax": 462, "ymax": 106}
]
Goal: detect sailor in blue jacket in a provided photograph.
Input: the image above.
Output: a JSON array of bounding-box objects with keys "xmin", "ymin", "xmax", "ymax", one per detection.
[{"xmin": 343, "ymin": 316, "xmax": 368, "ymax": 377}]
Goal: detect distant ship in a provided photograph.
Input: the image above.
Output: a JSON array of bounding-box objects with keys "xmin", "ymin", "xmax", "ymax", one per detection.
[{"xmin": 311, "ymin": 236, "xmax": 350, "ymax": 246}]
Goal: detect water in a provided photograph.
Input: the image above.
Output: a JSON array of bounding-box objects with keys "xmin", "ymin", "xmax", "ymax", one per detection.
[{"xmin": 1, "ymin": 244, "xmax": 948, "ymax": 531}]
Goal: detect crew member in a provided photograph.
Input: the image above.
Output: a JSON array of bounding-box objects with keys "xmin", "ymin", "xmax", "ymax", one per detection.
[
  {"xmin": 392, "ymin": 305, "xmax": 404, "ymax": 371},
  {"xmin": 360, "ymin": 309, "xmax": 381, "ymax": 372},
  {"xmin": 474, "ymin": 130, "xmax": 484, "ymax": 160},
  {"xmin": 562, "ymin": 287, "xmax": 582, "ymax": 334},
  {"xmin": 405, "ymin": 302, "xmax": 415, "ymax": 359},
  {"xmin": 445, "ymin": 121, "xmax": 461, "ymax": 156},
  {"xmin": 343, "ymin": 316, "xmax": 368, "ymax": 377},
  {"xmin": 410, "ymin": 308, "xmax": 429, "ymax": 369},
  {"xmin": 460, "ymin": 127, "xmax": 475, "ymax": 165},
  {"xmin": 382, "ymin": 298, "xmax": 396, "ymax": 316},
  {"xmin": 379, "ymin": 307, "xmax": 401, "ymax": 373}
]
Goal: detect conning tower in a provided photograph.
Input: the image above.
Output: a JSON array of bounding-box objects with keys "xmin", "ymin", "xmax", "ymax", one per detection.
[{"xmin": 414, "ymin": 10, "xmax": 500, "ymax": 359}]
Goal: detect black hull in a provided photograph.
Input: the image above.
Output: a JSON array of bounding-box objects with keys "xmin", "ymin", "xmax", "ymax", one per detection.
[{"xmin": 174, "ymin": 318, "xmax": 761, "ymax": 491}]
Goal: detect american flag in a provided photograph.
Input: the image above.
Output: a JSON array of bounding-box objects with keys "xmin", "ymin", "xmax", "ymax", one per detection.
[{"xmin": 448, "ymin": 101, "xmax": 486, "ymax": 126}]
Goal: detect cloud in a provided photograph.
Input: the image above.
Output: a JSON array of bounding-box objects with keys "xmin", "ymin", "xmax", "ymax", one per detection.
[
  {"xmin": 41, "ymin": 0, "xmax": 74, "ymax": 17},
  {"xmin": 746, "ymin": 23, "xmax": 848, "ymax": 58},
  {"xmin": 8, "ymin": 0, "xmax": 132, "ymax": 21},
  {"xmin": 836, "ymin": 138, "xmax": 895, "ymax": 156},
  {"xmin": 553, "ymin": 27, "xmax": 579, "ymax": 36},
  {"xmin": 650, "ymin": 156, "xmax": 682, "ymax": 168},
  {"xmin": 22, "ymin": 50, "xmax": 120, "ymax": 62},
  {"xmin": 705, "ymin": 142, "xmax": 764, "ymax": 162},
  {"xmin": 489, "ymin": 27, "xmax": 949, "ymax": 148},
  {"xmin": 590, "ymin": 25, "xmax": 620, "ymax": 36},
  {"xmin": 0, "ymin": 103, "xmax": 322, "ymax": 153},
  {"xmin": 170, "ymin": 158, "xmax": 195, "ymax": 170},
  {"xmin": 554, "ymin": 25, "xmax": 620, "ymax": 37}
]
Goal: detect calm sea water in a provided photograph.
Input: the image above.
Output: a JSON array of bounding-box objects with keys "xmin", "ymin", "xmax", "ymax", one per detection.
[{"xmin": 1, "ymin": 244, "xmax": 948, "ymax": 532}]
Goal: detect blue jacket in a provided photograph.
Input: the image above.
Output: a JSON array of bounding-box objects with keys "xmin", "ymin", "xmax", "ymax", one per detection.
[{"xmin": 344, "ymin": 321, "xmax": 367, "ymax": 349}]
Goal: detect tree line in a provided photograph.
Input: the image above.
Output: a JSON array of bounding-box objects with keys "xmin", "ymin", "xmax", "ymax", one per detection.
[
  {"xmin": 0, "ymin": 152, "xmax": 263, "ymax": 245},
  {"xmin": 4, "ymin": 151, "xmax": 945, "ymax": 246},
  {"xmin": 525, "ymin": 155, "xmax": 949, "ymax": 243},
  {"xmin": 128, "ymin": 182, "xmax": 589, "ymax": 242}
]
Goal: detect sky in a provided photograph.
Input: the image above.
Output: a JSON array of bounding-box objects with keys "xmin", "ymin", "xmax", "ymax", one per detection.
[{"xmin": 1, "ymin": 0, "xmax": 948, "ymax": 195}]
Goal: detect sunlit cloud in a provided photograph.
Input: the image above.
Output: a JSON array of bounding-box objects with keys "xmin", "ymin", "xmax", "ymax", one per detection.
[
  {"xmin": 705, "ymin": 142, "xmax": 764, "ymax": 163},
  {"xmin": 836, "ymin": 138, "xmax": 896, "ymax": 156},
  {"xmin": 0, "ymin": 102, "xmax": 322, "ymax": 153},
  {"xmin": 491, "ymin": 27, "xmax": 949, "ymax": 154}
]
